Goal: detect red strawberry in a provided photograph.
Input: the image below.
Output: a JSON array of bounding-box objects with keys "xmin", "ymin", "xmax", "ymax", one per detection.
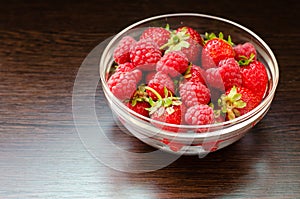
[
  {"xmin": 202, "ymin": 32, "xmax": 235, "ymax": 69},
  {"xmin": 140, "ymin": 27, "xmax": 171, "ymax": 47},
  {"xmin": 146, "ymin": 88, "xmax": 184, "ymax": 132},
  {"xmin": 240, "ymin": 60, "xmax": 268, "ymax": 101},
  {"xmin": 160, "ymin": 29, "xmax": 201, "ymax": 63},
  {"xmin": 234, "ymin": 42, "xmax": 257, "ymax": 62},
  {"xmin": 219, "ymin": 86, "xmax": 260, "ymax": 120},
  {"xmin": 146, "ymin": 71, "xmax": 174, "ymax": 100},
  {"xmin": 156, "ymin": 51, "xmax": 189, "ymax": 77},
  {"xmin": 205, "ymin": 58, "xmax": 242, "ymax": 91},
  {"xmin": 179, "ymin": 81, "xmax": 211, "ymax": 107},
  {"xmin": 176, "ymin": 26, "xmax": 204, "ymax": 45},
  {"xmin": 113, "ymin": 36, "xmax": 136, "ymax": 64},
  {"xmin": 126, "ymin": 101, "xmax": 150, "ymax": 118},
  {"xmin": 150, "ymin": 104, "xmax": 183, "ymax": 132},
  {"xmin": 184, "ymin": 104, "xmax": 215, "ymax": 125},
  {"xmin": 183, "ymin": 64, "xmax": 206, "ymax": 86},
  {"xmin": 107, "ymin": 71, "xmax": 137, "ymax": 101},
  {"xmin": 130, "ymin": 39, "xmax": 162, "ymax": 71}
]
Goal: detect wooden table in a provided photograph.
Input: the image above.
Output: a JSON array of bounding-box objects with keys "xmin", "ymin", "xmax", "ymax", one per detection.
[{"xmin": 1, "ymin": 0, "xmax": 299, "ymax": 198}]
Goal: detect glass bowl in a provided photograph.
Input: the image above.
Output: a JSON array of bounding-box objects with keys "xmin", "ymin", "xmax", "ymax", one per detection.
[{"xmin": 99, "ymin": 13, "xmax": 279, "ymax": 156}]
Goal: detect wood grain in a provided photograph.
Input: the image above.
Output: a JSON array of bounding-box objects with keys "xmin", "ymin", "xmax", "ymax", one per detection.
[{"xmin": 0, "ymin": 0, "xmax": 299, "ymax": 198}]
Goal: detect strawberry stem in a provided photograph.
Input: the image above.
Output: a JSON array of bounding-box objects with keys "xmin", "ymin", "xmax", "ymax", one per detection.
[
  {"xmin": 218, "ymin": 86, "xmax": 246, "ymax": 120},
  {"xmin": 238, "ymin": 53, "xmax": 256, "ymax": 66},
  {"xmin": 144, "ymin": 86, "xmax": 162, "ymax": 100}
]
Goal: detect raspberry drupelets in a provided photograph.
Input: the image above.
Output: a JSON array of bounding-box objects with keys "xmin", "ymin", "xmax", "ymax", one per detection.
[{"xmin": 107, "ymin": 24, "xmax": 269, "ymax": 132}]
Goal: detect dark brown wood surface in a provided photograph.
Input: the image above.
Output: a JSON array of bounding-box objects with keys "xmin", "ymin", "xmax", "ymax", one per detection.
[{"xmin": 1, "ymin": 0, "xmax": 299, "ymax": 198}]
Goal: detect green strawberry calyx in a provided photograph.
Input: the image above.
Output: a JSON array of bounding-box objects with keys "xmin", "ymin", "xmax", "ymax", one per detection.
[
  {"xmin": 204, "ymin": 32, "xmax": 234, "ymax": 46},
  {"xmin": 160, "ymin": 29, "xmax": 190, "ymax": 54},
  {"xmin": 129, "ymin": 85, "xmax": 149, "ymax": 106},
  {"xmin": 144, "ymin": 86, "xmax": 181, "ymax": 116},
  {"xmin": 238, "ymin": 53, "xmax": 256, "ymax": 66},
  {"xmin": 218, "ymin": 86, "xmax": 246, "ymax": 120}
]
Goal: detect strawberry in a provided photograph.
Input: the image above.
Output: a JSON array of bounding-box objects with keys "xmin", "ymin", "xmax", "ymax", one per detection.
[
  {"xmin": 202, "ymin": 32, "xmax": 235, "ymax": 69},
  {"xmin": 140, "ymin": 26, "xmax": 171, "ymax": 48},
  {"xmin": 234, "ymin": 42, "xmax": 257, "ymax": 62},
  {"xmin": 126, "ymin": 101, "xmax": 150, "ymax": 118},
  {"xmin": 179, "ymin": 38, "xmax": 201, "ymax": 63},
  {"xmin": 183, "ymin": 64, "xmax": 206, "ymax": 86},
  {"xmin": 145, "ymin": 86, "xmax": 183, "ymax": 132},
  {"xmin": 146, "ymin": 71, "xmax": 175, "ymax": 101},
  {"xmin": 130, "ymin": 39, "xmax": 162, "ymax": 71},
  {"xmin": 156, "ymin": 51, "xmax": 189, "ymax": 77},
  {"xmin": 176, "ymin": 26, "xmax": 204, "ymax": 45},
  {"xmin": 205, "ymin": 58, "xmax": 242, "ymax": 91},
  {"xmin": 218, "ymin": 86, "xmax": 260, "ymax": 120},
  {"xmin": 113, "ymin": 36, "xmax": 136, "ymax": 64},
  {"xmin": 107, "ymin": 71, "xmax": 137, "ymax": 101},
  {"xmin": 150, "ymin": 104, "xmax": 183, "ymax": 132},
  {"xmin": 239, "ymin": 57, "xmax": 268, "ymax": 101},
  {"xmin": 160, "ymin": 29, "xmax": 201, "ymax": 63},
  {"xmin": 184, "ymin": 104, "xmax": 215, "ymax": 125},
  {"xmin": 179, "ymin": 81, "xmax": 211, "ymax": 107}
]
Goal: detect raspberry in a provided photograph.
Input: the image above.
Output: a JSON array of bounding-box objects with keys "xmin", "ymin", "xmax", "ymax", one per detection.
[
  {"xmin": 140, "ymin": 27, "xmax": 171, "ymax": 47},
  {"xmin": 130, "ymin": 39, "xmax": 162, "ymax": 71},
  {"xmin": 184, "ymin": 104, "xmax": 214, "ymax": 125},
  {"xmin": 115, "ymin": 62, "xmax": 135, "ymax": 73},
  {"xmin": 113, "ymin": 36, "xmax": 136, "ymax": 64},
  {"xmin": 147, "ymin": 71, "xmax": 174, "ymax": 100},
  {"xmin": 107, "ymin": 71, "xmax": 137, "ymax": 101},
  {"xmin": 179, "ymin": 81, "xmax": 211, "ymax": 107},
  {"xmin": 115, "ymin": 63, "xmax": 142, "ymax": 83},
  {"xmin": 205, "ymin": 58, "xmax": 242, "ymax": 91},
  {"xmin": 156, "ymin": 51, "xmax": 189, "ymax": 77},
  {"xmin": 234, "ymin": 42, "xmax": 257, "ymax": 61}
]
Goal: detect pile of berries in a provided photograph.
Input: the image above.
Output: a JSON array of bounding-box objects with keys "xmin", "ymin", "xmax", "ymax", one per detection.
[{"xmin": 106, "ymin": 25, "xmax": 268, "ymax": 132}]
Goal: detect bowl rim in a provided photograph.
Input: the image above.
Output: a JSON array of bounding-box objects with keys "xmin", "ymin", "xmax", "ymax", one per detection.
[{"xmin": 100, "ymin": 13, "xmax": 279, "ymax": 138}]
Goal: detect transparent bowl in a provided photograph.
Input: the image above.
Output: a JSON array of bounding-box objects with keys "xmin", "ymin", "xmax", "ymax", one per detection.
[{"xmin": 99, "ymin": 13, "xmax": 279, "ymax": 156}]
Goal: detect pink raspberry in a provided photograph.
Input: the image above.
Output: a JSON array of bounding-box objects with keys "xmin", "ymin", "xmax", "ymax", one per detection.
[
  {"xmin": 179, "ymin": 81, "xmax": 211, "ymax": 107},
  {"xmin": 140, "ymin": 27, "xmax": 171, "ymax": 47},
  {"xmin": 205, "ymin": 58, "xmax": 242, "ymax": 91},
  {"xmin": 156, "ymin": 51, "xmax": 189, "ymax": 77},
  {"xmin": 130, "ymin": 39, "xmax": 162, "ymax": 71},
  {"xmin": 107, "ymin": 71, "xmax": 137, "ymax": 101},
  {"xmin": 146, "ymin": 71, "xmax": 175, "ymax": 100},
  {"xmin": 234, "ymin": 42, "xmax": 257, "ymax": 61},
  {"xmin": 115, "ymin": 62, "xmax": 135, "ymax": 73},
  {"xmin": 113, "ymin": 36, "xmax": 136, "ymax": 64},
  {"xmin": 184, "ymin": 104, "xmax": 215, "ymax": 125},
  {"xmin": 116, "ymin": 63, "xmax": 142, "ymax": 83}
]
